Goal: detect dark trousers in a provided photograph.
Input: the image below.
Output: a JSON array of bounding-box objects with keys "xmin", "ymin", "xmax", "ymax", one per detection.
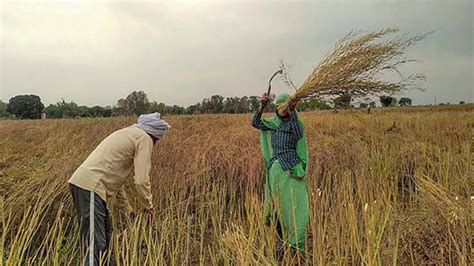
[{"xmin": 70, "ymin": 184, "xmax": 112, "ymax": 266}]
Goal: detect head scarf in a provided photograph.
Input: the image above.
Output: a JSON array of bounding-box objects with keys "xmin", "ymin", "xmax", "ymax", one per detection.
[
  {"xmin": 275, "ymin": 93, "xmax": 290, "ymax": 116},
  {"xmin": 132, "ymin": 112, "xmax": 170, "ymax": 139},
  {"xmin": 275, "ymin": 93, "xmax": 290, "ymax": 107}
]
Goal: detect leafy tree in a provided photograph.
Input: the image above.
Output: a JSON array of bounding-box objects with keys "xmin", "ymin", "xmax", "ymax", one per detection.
[
  {"xmin": 112, "ymin": 99, "xmax": 127, "ymax": 116},
  {"xmin": 117, "ymin": 91, "xmax": 150, "ymax": 116},
  {"xmin": 103, "ymin": 106, "xmax": 113, "ymax": 117},
  {"xmin": 334, "ymin": 94, "xmax": 352, "ymax": 108},
  {"xmin": 7, "ymin": 94, "xmax": 44, "ymax": 119},
  {"xmin": 46, "ymin": 102, "xmax": 112, "ymax": 118},
  {"xmin": 238, "ymin": 96, "xmax": 250, "ymax": 113},
  {"xmin": 199, "ymin": 95, "xmax": 225, "ymax": 114},
  {"xmin": 0, "ymin": 100, "xmax": 8, "ymax": 117},
  {"xmin": 223, "ymin": 97, "xmax": 241, "ymax": 113},
  {"xmin": 380, "ymin": 95, "xmax": 397, "ymax": 107},
  {"xmin": 168, "ymin": 105, "xmax": 185, "ymax": 115},
  {"xmin": 210, "ymin": 95, "xmax": 225, "ymax": 113},
  {"xmin": 44, "ymin": 99, "xmax": 85, "ymax": 118},
  {"xmin": 78, "ymin": 106, "xmax": 92, "ymax": 117},
  {"xmin": 44, "ymin": 104, "xmax": 62, "ymax": 118},
  {"xmin": 149, "ymin": 101, "xmax": 167, "ymax": 114},
  {"xmin": 399, "ymin": 97, "xmax": 412, "ymax": 106},
  {"xmin": 57, "ymin": 99, "xmax": 79, "ymax": 118},
  {"xmin": 249, "ymin": 96, "xmax": 260, "ymax": 112},
  {"xmin": 90, "ymin": 106, "xmax": 112, "ymax": 117},
  {"xmin": 369, "ymin": 102, "xmax": 376, "ymax": 108},
  {"xmin": 200, "ymin": 98, "xmax": 211, "ymax": 113},
  {"xmin": 87, "ymin": 106, "xmax": 98, "ymax": 117},
  {"xmin": 459, "ymin": 101, "xmax": 465, "ymax": 104},
  {"xmin": 359, "ymin": 103, "xmax": 368, "ymax": 108},
  {"xmin": 185, "ymin": 103, "xmax": 201, "ymax": 115}
]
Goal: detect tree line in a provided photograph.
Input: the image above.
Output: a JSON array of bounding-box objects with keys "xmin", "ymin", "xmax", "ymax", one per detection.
[{"xmin": 0, "ymin": 90, "xmax": 424, "ymax": 119}]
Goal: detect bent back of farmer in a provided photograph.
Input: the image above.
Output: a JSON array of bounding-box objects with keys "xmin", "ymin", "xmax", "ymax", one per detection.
[
  {"xmin": 251, "ymin": 92, "xmax": 309, "ymax": 261},
  {"xmin": 68, "ymin": 112, "xmax": 170, "ymax": 265}
]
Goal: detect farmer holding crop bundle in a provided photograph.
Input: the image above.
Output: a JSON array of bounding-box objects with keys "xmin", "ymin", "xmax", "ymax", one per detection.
[
  {"xmin": 68, "ymin": 112, "xmax": 170, "ymax": 265},
  {"xmin": 251, "ymin": 93, "xmax": 309, "ymax": 258}
]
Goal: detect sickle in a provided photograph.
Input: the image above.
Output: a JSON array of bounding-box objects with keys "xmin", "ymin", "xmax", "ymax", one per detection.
[{"xmin": 267, "ymin": 69, "xmax": 283, "ymax": 96}]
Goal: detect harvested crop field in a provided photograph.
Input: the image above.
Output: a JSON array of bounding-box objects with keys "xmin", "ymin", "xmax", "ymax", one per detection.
[{"xmin": 1, "ymin": 105, "xmax": 473, "ymax": 265}]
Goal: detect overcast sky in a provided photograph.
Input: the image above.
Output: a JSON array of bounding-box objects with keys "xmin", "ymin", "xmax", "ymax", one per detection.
[{"xmin": 1, "ymin": 0, "xmax": 472, "ymax": 107}]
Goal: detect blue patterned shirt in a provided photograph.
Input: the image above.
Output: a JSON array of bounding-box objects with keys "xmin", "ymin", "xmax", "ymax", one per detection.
[{"xmin": 252, "ymin": 112, "xmax": 304, "ymax": 171}]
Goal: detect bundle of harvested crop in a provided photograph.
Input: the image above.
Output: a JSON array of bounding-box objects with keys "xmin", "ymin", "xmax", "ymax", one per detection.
[{"xmin": 278, "ymin": 28, "xmax": 430, "ymax": 112}]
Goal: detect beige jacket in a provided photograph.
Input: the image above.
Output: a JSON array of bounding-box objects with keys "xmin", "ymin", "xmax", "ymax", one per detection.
[{"xmin": 68, "ymin": 127, "xmax": 154, "ymax": 214}]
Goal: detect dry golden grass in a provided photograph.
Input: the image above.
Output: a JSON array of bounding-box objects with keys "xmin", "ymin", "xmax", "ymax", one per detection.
[{"xmin": 1, "ymin": 105, "xmax": 473, "ymax": 265}]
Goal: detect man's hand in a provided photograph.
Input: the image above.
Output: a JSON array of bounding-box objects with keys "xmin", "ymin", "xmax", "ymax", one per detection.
[
  {"xmin": 259, "ymin": 93, "xmax": 271, "ymax": 112},
  {"xmin": 288, "ymin": 94, "xmax": 298, "ymax": 113},
  {"xmin": 261, "ymin": 93, "xmax": 270, "ymax": 105}
]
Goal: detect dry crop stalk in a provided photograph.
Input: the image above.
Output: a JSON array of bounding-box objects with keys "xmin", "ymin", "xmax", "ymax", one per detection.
[{"xmin": 278, "ymin": 28, "xmax": 430, "ymax": 112}]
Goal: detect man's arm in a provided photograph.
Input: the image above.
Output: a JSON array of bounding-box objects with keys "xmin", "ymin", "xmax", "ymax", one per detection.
[
  {"xmin": 252, "ymin": 112, "xmax": 271, "ymax": 131},
  {"xmin": 115, "ymin": 185, "xmax": 134, "ymax": 215},
  {"xmin": 290, "ymin": 112, "xmax": 304, "ymax": 141},
  {"xmin": 133, "ymin": 135, "xmax": 154, "ymax": 211},
  {"xmin": 251, "ymin": 93, "xmax": 271, "ymax": 130}
]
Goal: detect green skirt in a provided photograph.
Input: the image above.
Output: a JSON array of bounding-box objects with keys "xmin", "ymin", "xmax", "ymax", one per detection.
[{"xmin": 264, "ymin": 160, "xmax": 309, "ymax": 252}]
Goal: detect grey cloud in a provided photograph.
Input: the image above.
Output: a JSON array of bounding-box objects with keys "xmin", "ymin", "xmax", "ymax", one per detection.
[{"xmin": 1, "ymin": 1, "xmax": 472, "ymax": 107}]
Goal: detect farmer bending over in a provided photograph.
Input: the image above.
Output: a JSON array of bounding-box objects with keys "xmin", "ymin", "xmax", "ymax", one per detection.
[
  {"xmin": 68, "ymin": 113, "xmax": 170, "ymax": 265},
  {"xmin": 251, "ymin": 93, "xmax": 309, "ymax": 259}
]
